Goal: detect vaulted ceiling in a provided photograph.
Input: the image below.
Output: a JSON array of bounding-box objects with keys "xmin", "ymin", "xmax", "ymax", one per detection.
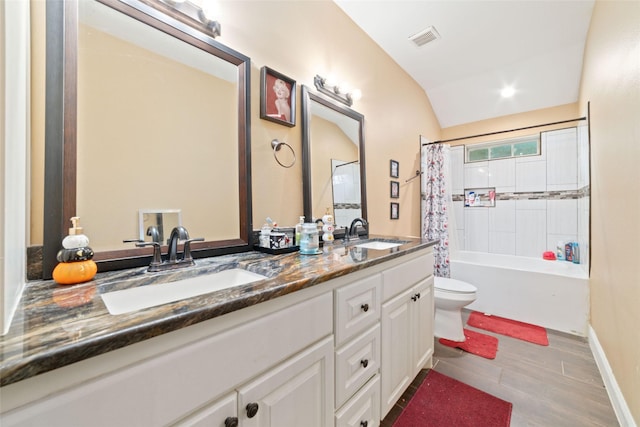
[{"xmin": 334, "ymin": 0, "xmax": 595, "ymax": 128}]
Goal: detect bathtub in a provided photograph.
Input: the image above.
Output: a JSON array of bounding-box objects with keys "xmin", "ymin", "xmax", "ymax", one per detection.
[{"xmin": 450, "ymin": 251, "xmax": 589, "ymax": 336}]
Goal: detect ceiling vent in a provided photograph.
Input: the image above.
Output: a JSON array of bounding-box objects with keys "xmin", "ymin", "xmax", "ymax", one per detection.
[{"xmin": 409, "ymin": 26, "xmax": 441, "ymax": 47}]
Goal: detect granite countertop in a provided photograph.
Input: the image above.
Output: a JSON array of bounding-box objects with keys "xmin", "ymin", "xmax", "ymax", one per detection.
[{"xmin": 0, "ymin": 236, "xmax": 436, "ymax": 387}]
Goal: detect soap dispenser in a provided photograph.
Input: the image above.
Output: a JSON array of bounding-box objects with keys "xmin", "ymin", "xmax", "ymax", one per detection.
[{"xmin": 52, "ymin": 217, "xmax": 98, "ymax": 285}]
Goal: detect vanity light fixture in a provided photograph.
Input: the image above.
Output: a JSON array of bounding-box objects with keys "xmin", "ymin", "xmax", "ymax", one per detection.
[
  {"xmin": 314, "ymin": 75, "xmax": 361, "ymax": 106},
  {"xmin": 157, "ymin": 0, "xmax": 221, "ymax": 38}
]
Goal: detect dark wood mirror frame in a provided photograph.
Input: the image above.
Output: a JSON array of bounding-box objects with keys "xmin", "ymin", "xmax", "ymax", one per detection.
[
  {"xmin": 301, "ymin": 85, "xmax": 367, "ymax": 224},
  {"xmin": 42, "ymin": 0, "xmax": 253, "ymax": 279}
]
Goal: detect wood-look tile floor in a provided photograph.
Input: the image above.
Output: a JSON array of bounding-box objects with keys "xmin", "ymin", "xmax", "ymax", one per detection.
[{"xmin": 381, "ymin": 311, "xmax": 619, "ymax": 427}]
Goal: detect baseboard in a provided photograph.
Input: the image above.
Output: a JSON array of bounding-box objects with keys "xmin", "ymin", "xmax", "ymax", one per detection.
[{"xmin": 588, "ymin": 325, "xmax": 637, "ymax": 427}]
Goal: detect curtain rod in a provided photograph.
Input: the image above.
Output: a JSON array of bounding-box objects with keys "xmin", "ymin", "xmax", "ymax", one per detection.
[{"xmin": 423, "ymin": 117, "xmax": 587, "ymax": 145}]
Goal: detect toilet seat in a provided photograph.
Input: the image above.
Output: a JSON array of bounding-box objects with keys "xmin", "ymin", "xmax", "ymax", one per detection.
[{"xmin": 434, "ymin": 277, "xmax": 476, "ymax": 294}]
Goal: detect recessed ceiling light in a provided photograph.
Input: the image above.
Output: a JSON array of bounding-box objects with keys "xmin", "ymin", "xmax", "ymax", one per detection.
[{"xmin": 501, "ymin": 86, "xmax": 515, "ymax": 98}]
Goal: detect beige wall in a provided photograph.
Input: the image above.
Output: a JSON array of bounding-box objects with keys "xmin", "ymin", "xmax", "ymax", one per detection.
[
  {"xmin": 579, "ymin": 0, "xmax": 640, "ymax": 422},
  {"xmin": 442, "ymin": 102, "xmax": 579, "ymax": 146}
]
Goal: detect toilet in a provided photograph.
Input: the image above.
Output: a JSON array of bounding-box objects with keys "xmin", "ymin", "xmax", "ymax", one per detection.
[{"xmin": 434, "ymin": 277, "xmax": 477, "ymax": 342}]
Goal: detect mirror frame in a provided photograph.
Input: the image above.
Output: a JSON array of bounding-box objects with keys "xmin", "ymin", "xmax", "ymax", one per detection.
[
  {"xmin": 42, "ymin": 0, "xmax": 253, "ymax": 279},
  {"xmin": 301, "ymin": 85, "xmax": 367, "ymax": 224}
]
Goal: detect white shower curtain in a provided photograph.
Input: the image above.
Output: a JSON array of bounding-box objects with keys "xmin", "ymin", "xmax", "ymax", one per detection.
[{"xmin": 421, "ymin": 140, "xmax": 454, "ymax": 277}]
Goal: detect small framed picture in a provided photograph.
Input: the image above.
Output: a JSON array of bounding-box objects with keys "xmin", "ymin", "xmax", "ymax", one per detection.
[
  {"xmin": 260, "ymin": 66, "xmax": 296, "ymax": 127},
  {"xmin": 390, "ymin": 159, "xmax": 399, "ymax": 178},
  {"xmin": 390, "ymin": 202, "xmax": 399, "ymax": 220},
  {"xmin": 390, "ymin": 181, "xmax": 399, "ymax": 199}
]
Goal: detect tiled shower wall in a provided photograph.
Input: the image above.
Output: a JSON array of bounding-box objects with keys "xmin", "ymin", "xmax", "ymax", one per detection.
[{"xmin": 450, "ymin": 126, "xmax": 590, "ymax": 274}]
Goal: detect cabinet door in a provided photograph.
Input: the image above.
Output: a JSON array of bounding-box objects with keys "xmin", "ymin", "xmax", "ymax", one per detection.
[
  {"xmin": 411, "ymin": 278, "xmax": 434, "ymax": 376},
  {"xmin": 237, "ymin": 336, "xmax": 334, "ymax": 427},
  {"xmin": 172, "ymin": 392, "xmax": 237, "ymax": 427},
  {"xmin": 380, "ymin": 287, "xmax": 413, "ymax": 418}
]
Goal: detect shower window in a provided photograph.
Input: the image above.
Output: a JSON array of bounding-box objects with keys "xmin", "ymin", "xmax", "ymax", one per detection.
[{"xmin": 466, "ymin": 135, "xmax": 540, "ymax": 163}]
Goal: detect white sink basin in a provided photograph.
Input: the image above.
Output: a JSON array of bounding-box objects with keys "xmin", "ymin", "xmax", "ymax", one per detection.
[
  {"xmin": 354, "ymin": 241, "xmax": 406, "ymax": 250},
  {"xmin": 101, "ymin": 269, "xmax": 267, "ymax": 315}
]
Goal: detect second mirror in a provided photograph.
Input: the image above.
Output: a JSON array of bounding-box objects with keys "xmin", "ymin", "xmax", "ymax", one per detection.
[{"xmin": 301, "ymin": 85, "xmax": 367, "ymax": 229}]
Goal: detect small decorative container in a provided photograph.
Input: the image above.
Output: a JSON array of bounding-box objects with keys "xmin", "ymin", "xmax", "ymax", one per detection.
[{"xmin": 299, "ymin": 223, "xmax": 320, "ymax": 255}]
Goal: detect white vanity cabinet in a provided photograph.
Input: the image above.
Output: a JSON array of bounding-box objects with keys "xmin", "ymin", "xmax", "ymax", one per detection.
[
  {"xmin": 380, "ymin": 253, "xmax": 434, "ymax": 418},
  {"xmin": 1, "ymin": 245, "xmax": 434, "ymax": 427}
]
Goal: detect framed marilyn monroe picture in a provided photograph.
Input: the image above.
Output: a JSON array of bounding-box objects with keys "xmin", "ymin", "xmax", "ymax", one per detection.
[{"xmin": 260, "ymin": 66, "xmax": 296, "ymax": 127}]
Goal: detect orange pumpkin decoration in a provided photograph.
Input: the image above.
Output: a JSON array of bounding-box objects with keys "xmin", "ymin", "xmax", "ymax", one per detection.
[{"xmin": 52, "ymin": 260, "xmax": 98, "ymax": 285}]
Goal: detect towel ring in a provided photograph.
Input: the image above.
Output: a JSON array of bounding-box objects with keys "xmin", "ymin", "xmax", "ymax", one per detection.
[{"xmin": 271, "ymin": 139, "xmax": 296, "ymax": 168}]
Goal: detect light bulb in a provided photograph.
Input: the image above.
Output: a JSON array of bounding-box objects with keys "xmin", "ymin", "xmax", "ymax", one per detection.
[
  {"xmin": 501, "ymin": 86, "xmax": 515, "ymax": 98},
  {"xmin": 351, "ymin": 89, "xmax": 362, "ymax": 101},
  {"xmin": 201, "ymin": 0, "xmax": 217, "ymax": 21},
  {"xmin": 324, "ymin": 74, "xmax": 337, "ymax": 88},
  {"xmin": 337, "ymin": 82, "xmax": 350, "ymax": 95}
]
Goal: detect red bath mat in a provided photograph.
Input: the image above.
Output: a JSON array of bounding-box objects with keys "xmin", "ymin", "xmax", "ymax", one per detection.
[
  {"xmin": 439, "ymin": 329, "xmax": 498, "ymax": 359},
  {"xmin": 468, "ymin": 311, "xmax": 549, "ymax": 346},
  {"xmin": 392, "ymin": 370, "xmax": 512, "ymax": 427}
]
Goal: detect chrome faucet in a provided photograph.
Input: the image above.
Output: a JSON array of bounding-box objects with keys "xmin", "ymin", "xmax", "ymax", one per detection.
[
  {"xmin": 146, "ymin": 225, "xmax": 161, "ymax": 243},
  {"xmin": 346, "ymin": 218, "xmax": 368, "ymax": 242},
  {"xmin": 124, "ymin": 226, "xmax": 204, "ymax": 272},
  {"xmin": 167, "ymin": 226, "xmax": 190, "ymax": 262}
]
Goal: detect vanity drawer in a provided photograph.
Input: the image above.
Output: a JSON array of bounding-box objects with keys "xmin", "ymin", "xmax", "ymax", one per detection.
[
  {"xmin": 335, "ymin": 273, "xmax": 381, "ymax": 346},
  {"xmin": 382, "ymin": 252, "xmax": 433, "ymax": 301},
  {"xmin": 335, "ymin": 374, "xmax": 380, "ymax": 427},
  {"xmin": 335, "ymin": 324, "xmax": 380, "ymax": 409}
]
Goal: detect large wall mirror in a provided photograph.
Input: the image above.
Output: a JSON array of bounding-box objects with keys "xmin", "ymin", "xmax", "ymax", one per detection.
[
  {"xmin": 301, "ymin": 85, "xmax": 366, "ymax": 228},
  {"xmin": 43, "ymin": 0, "xmax": 252, "ymax": 278}
]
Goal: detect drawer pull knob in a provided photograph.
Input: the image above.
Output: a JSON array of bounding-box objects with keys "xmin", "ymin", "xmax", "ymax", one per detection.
[
  {"xmin": 412, "ymin": 293, "xmax": 421, "ymax": 301},
  {"xmin": 361, "ymin": 421, "xmax": 368, "ymax": 427},
  {"xmin": 361, "ymin": 303, "xmax": 369, "ymax": 312},
  {"xmin": 360, "ymin": 359, "xmax": 369, "ymax": 368},
  {"xmin": 246, "ymin": 402, "xmax": 259, "ymax": 418},
  {"xmin": 225, "ymin": 417, "xmax": 239, "ymax": 427}
]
